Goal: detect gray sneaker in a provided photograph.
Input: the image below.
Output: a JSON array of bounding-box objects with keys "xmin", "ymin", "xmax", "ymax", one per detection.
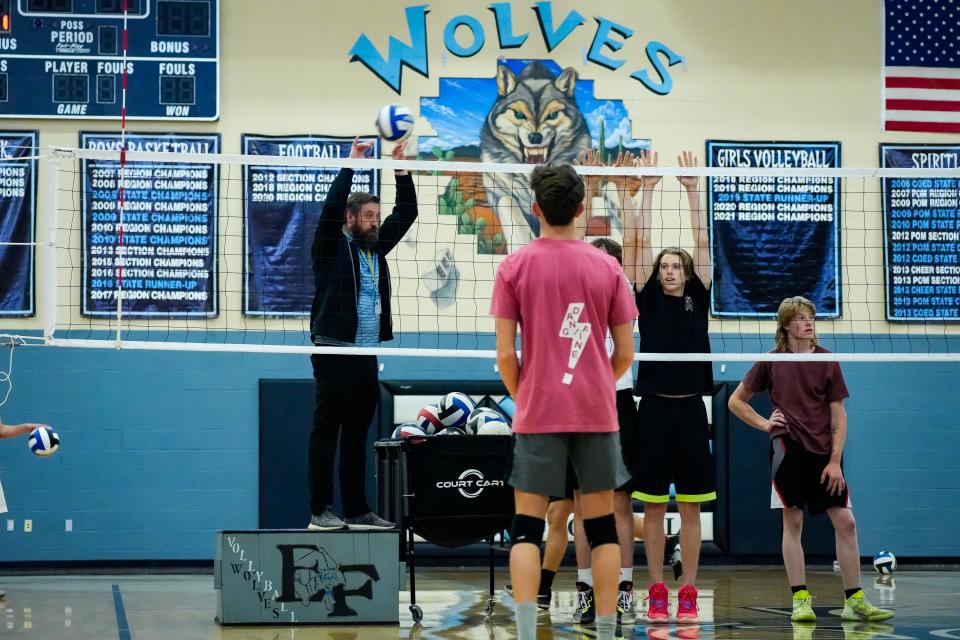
[
  {"xmin": 307, "ymin": 508, "xmax": 347, "ymax": 531},
  {"xmin": 344, "ymin": 512, "xmax": 395, "ymax": 529},
  {"xmin": 0, "ymin": 588, "xmax": 5, "ymax": 599}
]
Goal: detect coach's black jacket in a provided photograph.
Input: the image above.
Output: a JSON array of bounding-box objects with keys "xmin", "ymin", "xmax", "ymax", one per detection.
[{"xmin": 310, "ymin": 167, "xmax": 418, "ymax": 344}]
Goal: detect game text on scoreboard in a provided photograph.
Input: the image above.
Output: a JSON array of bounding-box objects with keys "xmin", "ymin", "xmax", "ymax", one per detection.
[{"xmin": 0, "ymin": 0, "xmax": 218, "ymax": 120}]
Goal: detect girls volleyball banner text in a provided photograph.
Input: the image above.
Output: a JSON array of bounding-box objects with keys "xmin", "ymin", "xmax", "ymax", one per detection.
[{"xmin": 707, "ymin": 140, "xmax": 842, "ymax": 318}]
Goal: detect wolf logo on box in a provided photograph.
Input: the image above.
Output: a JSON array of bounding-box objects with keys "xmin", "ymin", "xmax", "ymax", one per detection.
[{"xmin": 480, "ymin": 61, "xmax": 591, "ymax": 250}]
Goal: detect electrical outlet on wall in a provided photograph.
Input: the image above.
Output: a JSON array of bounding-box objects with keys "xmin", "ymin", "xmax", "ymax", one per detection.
[
  {"xmin": 5, "ymin": 519, "xmax": 13, "ymax": 532},
  {"xmin": 24, "ymin": 519, "xmax": 32, "ymax": 532}
]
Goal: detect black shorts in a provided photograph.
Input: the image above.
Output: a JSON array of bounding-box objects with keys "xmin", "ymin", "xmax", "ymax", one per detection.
[
  {"xmin": 632, "ymin": 395, "xmax": 716, "ymax": 504},
  {"xmin": 770, "ymin": 436, "xmax": 850, "ymax": 515},
  {"xmin": 616, "ymin": 388, "xmax": 638, "ymax": 492}
]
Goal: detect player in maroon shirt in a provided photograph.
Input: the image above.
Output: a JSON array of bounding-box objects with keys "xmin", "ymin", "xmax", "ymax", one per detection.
[{"xmin": 729, "ymin": 296, "xmax": 894, "ymax": 624}]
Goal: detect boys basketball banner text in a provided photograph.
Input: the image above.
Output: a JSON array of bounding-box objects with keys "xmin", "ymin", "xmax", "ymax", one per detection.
[{"xmin": 80, "ymin": 132, "xmax": 220, "ymax": 318}]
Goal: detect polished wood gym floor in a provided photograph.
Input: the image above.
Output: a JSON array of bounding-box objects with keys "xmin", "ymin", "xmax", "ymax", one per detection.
[{"xmin": 0, "ymin": 567, "xmax": 955, "ymax": 639}]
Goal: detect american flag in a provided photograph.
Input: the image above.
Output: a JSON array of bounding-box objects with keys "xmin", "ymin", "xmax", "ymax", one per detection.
[{"xmin": 884, "ymin": 0, "xmax": 960, "ymax": 133}]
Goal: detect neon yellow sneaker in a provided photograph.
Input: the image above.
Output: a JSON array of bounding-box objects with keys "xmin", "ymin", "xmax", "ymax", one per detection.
[
  {"xmin": 841, "ymin": 590, "xmax": 894, "ymax": 622},
  {"xmin": 791, "ymin": 590, "xmax": 816, "ymax": 622}
]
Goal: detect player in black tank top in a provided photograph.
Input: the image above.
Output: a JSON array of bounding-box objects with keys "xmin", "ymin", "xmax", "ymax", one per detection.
[{"xmin": 623, "ymin": 150, "xmax": 715, "ymax": 622}]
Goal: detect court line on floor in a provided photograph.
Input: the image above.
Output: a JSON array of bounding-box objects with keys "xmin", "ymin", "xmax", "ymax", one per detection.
[{"xmin": 111, "ymin": 584, "xmax": 131, "ymax": 640}]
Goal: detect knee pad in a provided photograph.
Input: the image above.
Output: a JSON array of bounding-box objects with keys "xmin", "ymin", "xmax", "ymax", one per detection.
[
  {"xmin": 583, "ymin": 513, "xmax": 618, "ymax": 549},
  {"xmin": 510, "ymin": 514, "xmax": 545, "ymax": 548}
]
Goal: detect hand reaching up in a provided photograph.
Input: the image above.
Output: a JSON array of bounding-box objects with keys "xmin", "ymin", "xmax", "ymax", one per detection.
[
  {"xmin": 639, "ymin": 149, "xmax": 661, "ymax": 190},
  {"xmin": 677, "ymin": 150, "xmax": 699, "ymax": 189},
  {"xmin": 576, "ymin": 148, "xmax": 604, "ymax": 199},
  {"xmin": 348, "ymin": 136, "xmax": 375, "ymax": 159}
]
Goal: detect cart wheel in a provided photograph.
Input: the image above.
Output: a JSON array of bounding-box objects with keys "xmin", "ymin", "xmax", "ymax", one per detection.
[
  {"xmin": 410, "ymin": 604, "xmax": 423, "ymax": 624},
  {"xmin": 484, "ymin": 599, "xmax": 495, "ymax": 617}
]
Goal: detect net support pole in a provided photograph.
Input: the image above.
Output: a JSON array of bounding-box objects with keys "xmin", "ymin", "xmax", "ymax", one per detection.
[
  {"xmin": 41, "ymin": 151, "xmax": 63, "ymax": 343},
  {"xmin": 113, "ymin": 0, "xmax": 131, "ymax": 349}
]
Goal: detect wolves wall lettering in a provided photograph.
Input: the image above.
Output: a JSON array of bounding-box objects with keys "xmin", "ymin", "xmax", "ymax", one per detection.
[{"xmin": 348, "ymin": 3, "xmax": 684, "ymax": 95}]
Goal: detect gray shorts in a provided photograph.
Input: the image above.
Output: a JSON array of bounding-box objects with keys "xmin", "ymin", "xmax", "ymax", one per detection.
[{"xmin": 508, "ymin": 432, "xmax": 631, "ymax": 496}]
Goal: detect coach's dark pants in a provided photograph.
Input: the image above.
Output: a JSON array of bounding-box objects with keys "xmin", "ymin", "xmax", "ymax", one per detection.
[{"xmin": 309, "ymin": 353, "xmax": 379, "ymax": 518}]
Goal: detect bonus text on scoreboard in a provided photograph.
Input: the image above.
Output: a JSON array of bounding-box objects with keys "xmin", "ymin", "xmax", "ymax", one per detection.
[
  {"xmin": 882, "ymin": 145, "xmax": 960, "ymax": 321},
  {"xmin": 0, "ymin": 0, "xmax": 219, "ymax": 120},
  {"xmin": 80, "ymin": 132, "xmax": 220, "ymax": 317}
]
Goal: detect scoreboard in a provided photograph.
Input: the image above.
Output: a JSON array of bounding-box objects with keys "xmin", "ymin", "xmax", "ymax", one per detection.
[{"xmin": 0, "ymin": 0, "xmax": 218, "ymax": 120}]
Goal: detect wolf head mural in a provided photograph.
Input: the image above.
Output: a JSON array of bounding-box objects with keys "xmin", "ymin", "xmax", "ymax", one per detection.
[
  {"xmin": 480, "ymin": 61, "xmax": 592, "ymax": 248},
  {"xmin": 480, "ymin": 61, "xmax": 592, "ymax": 164}
]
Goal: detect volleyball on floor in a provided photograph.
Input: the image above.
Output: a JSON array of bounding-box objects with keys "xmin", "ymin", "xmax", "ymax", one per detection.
[
  {"xmin": 29, "ymin": 426, "xmax": 60, "ymax": 457},
  {"xmin": 375, "ymin": 104, "xmax": 414, "ymax": 142},
  {"xmin": 439, "ymin": 392, "xmax": 475, "ymax": 429},
  {"xmin": 873, "ymin": 551, "xmax": 897, "ymax": 575},
  {"xmin": 466, "ymin": 407, "xmax": 510, "ymax": 435},
  {"xmin": 415, "ymin": 403, "xmax": 443, "ymax": 435},
  {"xmin": 392, "ymin": 423, "xmax": 426, "ymax": 439}
]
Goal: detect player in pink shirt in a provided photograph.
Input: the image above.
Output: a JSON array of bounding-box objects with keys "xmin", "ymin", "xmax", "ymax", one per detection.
[{"xmin": 491, "ymin": 163, "xmax": 637, "ymax": 640}]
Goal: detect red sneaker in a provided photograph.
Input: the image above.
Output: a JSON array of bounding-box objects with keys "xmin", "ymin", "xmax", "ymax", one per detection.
[
  {"xmin": 677, "ymin": 584, "xmax": 699, "ymax": 622},
  {"xmin": 645, "ymin": 581, "xmax": 670, "ymax": 622}
]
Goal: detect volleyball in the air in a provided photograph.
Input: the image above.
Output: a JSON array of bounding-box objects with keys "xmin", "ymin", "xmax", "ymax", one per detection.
[
  {"xmin": 28, "ymin": 426, "xmax": 60, "ymax": 457},
  {"xmin": 465, "ymin": 407, "xmax": 508, "ymax": 435},
  {"xmin": 392, "ymin": 423, "xmax": 426, "ymax": 439},
  {"xmin": 375, "ymin": 103, "xmax": 414, "ymax": 142},
  {"xmin": 873, "ymin": 550, "xmax": 897, "ymax": 575},
  {"xmin": 415, "ymin": 403, "xmax": 444, "ymax": 435},
  {"xmin": 439, "ymin": 392, "xmax": 476, "ymax": 429}
]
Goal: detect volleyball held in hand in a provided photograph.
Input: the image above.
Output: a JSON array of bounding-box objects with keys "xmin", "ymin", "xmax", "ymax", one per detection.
[
  {"xmin": 375, "ymin": 104, "xmax": 414, "ymax": 142},
  {"xmin": 873, "ymin": 550, "xmax": 897, "ymax": 575},
  {"xmin": 29, "ymin": 426, "xmax": 60, "ymax": 457}
]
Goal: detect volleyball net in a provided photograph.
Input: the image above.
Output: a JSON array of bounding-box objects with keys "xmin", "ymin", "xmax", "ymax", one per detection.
[{"xmin": 2, "ymin": 144, "xmax": 959, "ymax": 361}]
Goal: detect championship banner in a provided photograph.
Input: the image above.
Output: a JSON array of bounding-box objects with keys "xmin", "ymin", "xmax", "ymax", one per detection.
[
  {"xmin": 242, "ymin": 135, "xmax": 380, "ymax": 316},
  {"xmin": 0, "ymin": 131, "xmax": 38, "ymax": 317},
  {"xmin": 80, "ymin": 132, "xmax": 220, "ymax": 317},
  {"xmin": 881, "ymin": 145, "xmax": 960, "ymax": 322},
  {"xmin": 707, "ymin": 141, "xmax": 842, "ymax": 318}
]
